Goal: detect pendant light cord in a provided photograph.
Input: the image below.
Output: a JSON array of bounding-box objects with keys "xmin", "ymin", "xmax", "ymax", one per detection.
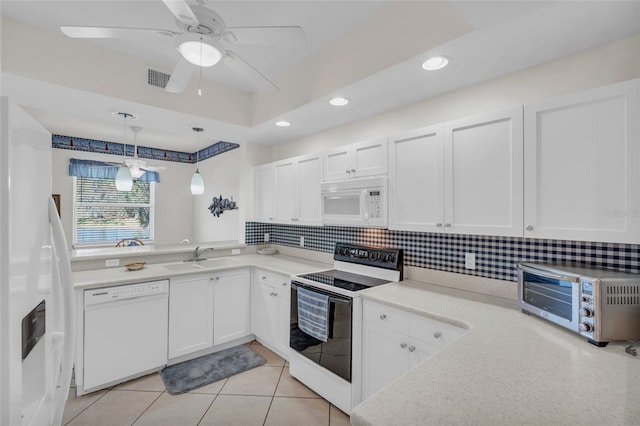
[{"xmin": 198, "ymin": 37, "xmax": 203, "ymax": 96}]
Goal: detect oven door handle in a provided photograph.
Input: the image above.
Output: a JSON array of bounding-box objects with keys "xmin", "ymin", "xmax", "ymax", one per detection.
[
  {"xmin": 291, "ymin": 283, "xmax": 352, "ymax": 305},
  {"xmin": 518, "ymin": 264, "xmax": 580, "ymax": 283}
]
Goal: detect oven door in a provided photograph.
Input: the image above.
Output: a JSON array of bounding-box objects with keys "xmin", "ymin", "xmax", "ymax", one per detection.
[
  {"xmin": 517, "ymin": 265, "xmax": 580, "ymax": 332},
  {"xmin": 290, "ymin": 281, "xmax": 353, "ymax": 382}
]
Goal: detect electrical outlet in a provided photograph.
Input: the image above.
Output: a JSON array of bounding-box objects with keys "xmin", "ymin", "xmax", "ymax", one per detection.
[
  {"xmin": 300, "ymin": 236, "xmax": 305, "ymax": 247},
  {"xmin": 105, "ymin": 258, "xmax": 120, "ymax": 267},
  {"xmin": 231, "ymin": 249, "xmax": 241, "ymax": 255},
  {"xmin": 264, "ymin": 233, "xmax": 270, "ymax": 243},
  {"xmin": 464, "ymin": 253, "xmax": 476, "ymax": 270}
]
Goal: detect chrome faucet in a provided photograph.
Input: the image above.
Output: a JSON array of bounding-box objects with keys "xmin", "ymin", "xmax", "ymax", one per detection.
[{"xmin": 192, "ymin": 246, "xmax": 214, "ymax": 262}]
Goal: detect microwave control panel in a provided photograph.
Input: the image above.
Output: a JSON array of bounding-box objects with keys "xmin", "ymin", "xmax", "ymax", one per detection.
[{"xmin": 368, "ymin": 190, "xmax": 381, "ymax": 219}]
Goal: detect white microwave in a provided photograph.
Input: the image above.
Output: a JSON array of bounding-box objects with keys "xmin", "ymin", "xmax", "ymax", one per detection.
[{"xmin": 320, "ymin": 176, "xmax": 387, "ymax": 227}]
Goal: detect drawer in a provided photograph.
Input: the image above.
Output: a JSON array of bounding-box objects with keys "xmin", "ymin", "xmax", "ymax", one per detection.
[
  {"xmin": 255, "ymin": 269, "xmax": 289, "ymax": 289},
  {"xmin": 410, "ymin": 315, "xmax": 466, "ymax": 349},
  {"xmin": 363, "ymin": 300, "xmax": 411, "ymax": 334}
]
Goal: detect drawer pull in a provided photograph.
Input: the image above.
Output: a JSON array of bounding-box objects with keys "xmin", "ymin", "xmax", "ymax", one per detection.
[
  {"xmin": 379, "ymin": 314, "xmax": 387, "ymax": 320},
  {"xmin": 261, "ymin": 276, "xmax": 267, "ymax": 280},
  {"xmin": 400, "ymin": 342, "xmax": 407, "ymax": 349},
  {"xmin": 282, "ymin": 282, "xmax": 288, "ymax": 286},
  {"xmin": 408, "ymin": 345, "xmax": 416, "ymax": 352},
  {"xmin": 434, "ymin": 331, "xmax": 442, "ymax": 339}
]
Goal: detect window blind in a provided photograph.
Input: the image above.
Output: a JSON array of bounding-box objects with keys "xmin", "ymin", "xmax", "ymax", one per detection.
[{"xmin": 74, "ymin": 177, "xmax": 154, "ymax": 245}]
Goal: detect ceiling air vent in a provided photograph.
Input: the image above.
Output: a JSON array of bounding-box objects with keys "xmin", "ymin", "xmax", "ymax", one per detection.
[
  {"xmin": 605, "ymin": 284, "xmax": 640, "ymax": 306},
  {"xmin": 147, "ymin": 68, "xmax": 171, "ymax": 89}
]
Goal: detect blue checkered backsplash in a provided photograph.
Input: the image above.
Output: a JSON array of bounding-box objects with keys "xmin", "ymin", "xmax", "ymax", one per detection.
[{"xmin": 245, "ymin": 222, "xmax": 640, "ymax": 282}]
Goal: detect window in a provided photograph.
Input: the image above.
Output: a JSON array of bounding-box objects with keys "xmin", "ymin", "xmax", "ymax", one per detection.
[{"xmin": 73, "ymin": 177, "xmax": 154, "ymax": 246}]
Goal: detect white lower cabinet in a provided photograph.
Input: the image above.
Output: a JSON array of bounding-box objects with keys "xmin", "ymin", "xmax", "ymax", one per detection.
[
  {"xmin": 169, "ymin": 268, "xmax": 251, "ymax": 359},
  {"xmin": 213, "ymin": 269, "xmax": 251, "ymax": 346},
  {"xmin": 361, "ymin": 300, "xmax": 466, "ymax": 400},
  {"xmin": 168, "ymin": 274, "xmax": 215, "ymax": 359},
  {"xmin": 252, "ymin": 268, "xmax": 291, "ymax": 358}
]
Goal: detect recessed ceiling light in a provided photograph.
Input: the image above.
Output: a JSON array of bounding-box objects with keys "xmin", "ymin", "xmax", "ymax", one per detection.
[
  {"xmin": 422, "ymin": 56, "xmax": 449, "ymax": 71},
  {"xmin": 329, "ymin": 97, "xmax": 349, "ymax": 106},
  {"xmin": 275, "ymin": 121, "xmax": 291, "ymax": 127}
]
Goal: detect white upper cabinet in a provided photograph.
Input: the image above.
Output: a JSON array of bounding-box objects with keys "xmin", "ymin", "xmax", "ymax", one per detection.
[
  {"xmin": 444, "ymin": 107, "xmax": 524, "ymax": 237},
  {"xmin": 324, "ymin": 137, "xmax": 387, "ymax": 181},
  {"xmin": 388, "ymin": 124, "xmax": 444, "ymax": 232},
  {"xmin": 524, "ymin": 79, "xmax": 640, "ymax": 243},
  {"xmin": 255, "ymin": 153, "xmax": 323, "ymax": 226},
  {"xmin": 389, "ymin": 107, "xmax": 523, "ymax": 237},
  {"xmin": 254, "ymin": 164, "xmax": 275, "ymax": 222}
]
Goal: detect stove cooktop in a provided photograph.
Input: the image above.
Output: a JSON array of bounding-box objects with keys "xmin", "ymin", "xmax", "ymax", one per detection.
[{"xmin": 296, "ymin": 269, "xmax": 392, "ymax": 292}]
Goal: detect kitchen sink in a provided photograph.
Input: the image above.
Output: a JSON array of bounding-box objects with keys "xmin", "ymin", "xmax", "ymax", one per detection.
[{"xmin": 163, "ymin": 257, "xmax": 239, "ymax": 272}]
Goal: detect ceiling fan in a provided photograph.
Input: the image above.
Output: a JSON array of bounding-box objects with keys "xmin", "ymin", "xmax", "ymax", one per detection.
[{"xmin": 59, "ymin": 0, "xmax": 305, "ymax": 94}]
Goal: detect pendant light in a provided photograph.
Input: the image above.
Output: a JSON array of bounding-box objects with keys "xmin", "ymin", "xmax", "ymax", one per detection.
[
  {"xmin": 115, "ymin": 112, "xmax": 136, "ymax": 191},
  {"xmin": 190, "ymin": 127, "xmax": 205, "ymax": 195},
  {"xmin": 129, "ymin": 126, "xmax": 146, "ymax": 179}
]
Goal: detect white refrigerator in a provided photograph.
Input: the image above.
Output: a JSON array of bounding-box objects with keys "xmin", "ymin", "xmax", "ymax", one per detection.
[{"xmin": 0, "ymin": 97, "xmax": 75, "ymax": 426}]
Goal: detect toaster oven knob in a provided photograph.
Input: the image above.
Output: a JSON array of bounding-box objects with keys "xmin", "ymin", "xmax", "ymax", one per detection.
[
  {"xmin": 580, "ymin": 308, "xmax": 593, "ymax": 318},
  {"xmin": 579, "ymin": 322, "xmax": 593, "ymax": 332}
]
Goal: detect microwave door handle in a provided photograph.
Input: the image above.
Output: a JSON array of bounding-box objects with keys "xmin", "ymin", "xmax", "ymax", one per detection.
[
  {"xmin": 519, "ymin": 265, "xmax": 580, "ymax": 283},
  {"xmin": 361, "ymin": 189, "xmax": 369, "ymax": 220}
]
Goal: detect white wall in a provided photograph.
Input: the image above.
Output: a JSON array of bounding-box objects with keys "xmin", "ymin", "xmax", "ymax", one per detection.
[
  {"xmin": 271, "ymin": 34, "xmax": 640, "ymax": 161},
  {"xmin": 52, "ymin": 148, "xmax": 194, "ymax": 247}
]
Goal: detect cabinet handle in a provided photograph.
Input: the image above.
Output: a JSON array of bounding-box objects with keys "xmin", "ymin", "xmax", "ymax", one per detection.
[
  {"xmin": 434, "ymin": 331, "xmax": 442, "ymax": 339},
  {"xmin": 526, "ymin": 225, "xmax": 534, "ymax": 231},
  {"xmin": 379, "ymin": 314, "xmax": 387, "ymax": 320},
  {"xmin": 408, "ymin": 345, "xmax": 416, "ymax": 352},
  {"xmin": 274, "ymin": 292, "xmax": 278, "ymax": 297},
  {"xmin": 215, "ymin": 277, "xmax": 220, "ymax": 281},
  {"xmin": 261, "ymin": 276, "xmax": 267, "ymax": 280},
  {"xmin": 268, "ymin": 217, "xmax": 273, "ymax": 221},
  {"xmin": 351, "ymin": 169, "xmax": 356, "ymax": 173},
  {"xmin": 346, "ymin": 169, "xmax": 351, "ymax": 174},
  {"xmin": 436, "ymin": 223, "xmax": 443, "ymax": 228},
  {"xmin": 445, "ymin": 223, "xmax": 451, "ymax": 227},
  {"xmin": 282, "ymin": 282, "xmax": 287, "ymax": 286},
  {"xmin": 400, "ymin": 342, "xmax": 407, "ymax": 349}
]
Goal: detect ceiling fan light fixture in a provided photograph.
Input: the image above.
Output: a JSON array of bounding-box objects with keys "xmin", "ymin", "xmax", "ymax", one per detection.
[
  {"xmin": 422, "ymin": 56, "xmax": 449, "ymax": 71},
  {"xmin": 115, "ymin": 165, "xmax": 133, "ymax": 191},
  {"xmin": 130, "ymin": 166, "xmax": 146, "ymax": 179},
  {"xmin": 177, "ymin": 34, "xmax": 222, "ymax": 67}
]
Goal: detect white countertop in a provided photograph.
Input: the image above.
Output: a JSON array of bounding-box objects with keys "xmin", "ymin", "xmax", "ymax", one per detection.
[
  {"xmin": 72, "ymin": 253, "xmax": 331, "ymax": 289},
  {"xmin": 351, "ymin": 281, "xmax": 640, "ymax": 425}
]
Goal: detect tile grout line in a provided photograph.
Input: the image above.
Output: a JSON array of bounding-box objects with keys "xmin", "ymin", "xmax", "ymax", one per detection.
[
  {"xmin": 63, "ymin": 388, "xmax": 110, "ymax": 426},
  {"xmin": 196, "ymin": 392, "xmax": 220, "ymax": 426},
  {"xmin": 263, "ymin": 365, "xmax": 285, "ymax": 426},
  {"xmin": 128, "ymin": 390, "xmax": 165, "ymax": 426}
]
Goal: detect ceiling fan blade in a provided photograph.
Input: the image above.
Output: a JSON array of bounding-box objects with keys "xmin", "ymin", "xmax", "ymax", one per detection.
[
  {"xmin": 165, "ymin": 58, "xmax": 195, "ymax": 94},
  {"xmin": 162, "ymin": 0, "xmax": 199, "ymax": 27},
  {"xmin": 225, "ymin": 26, "xmax": 305, "ymax": 45},
  {"xmin": 223, "ymin": 51, "xmax": 278, "ymax": 94},
  {"xmin": 143, "ymin": 166, "xmax": 165, "ymax": 172},
  {"xmin": 61, "ymin": 26, "xmax": 176, "ymax": 38}
]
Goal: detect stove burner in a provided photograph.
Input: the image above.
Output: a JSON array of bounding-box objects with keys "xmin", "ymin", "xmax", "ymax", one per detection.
[{"xmin": 297, "ymin": 270, "xmax": 392, "ymax": 292}]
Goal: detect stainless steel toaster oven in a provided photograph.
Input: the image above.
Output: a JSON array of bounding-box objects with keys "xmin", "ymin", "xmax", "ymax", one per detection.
[{"xmin": 517, "ymin": 262, "xmax": 640, "ymax": 346}]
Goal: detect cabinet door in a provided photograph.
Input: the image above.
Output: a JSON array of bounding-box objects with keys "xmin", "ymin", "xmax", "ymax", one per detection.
[
  {"xmin": 276, "ymin": 279, "xmax": 291, "ymax": 358},
  {"xmin": 274, "ymin": 160, "xmax": 298, "ymax": 223},
  {"xmin": 254, "ymin": 165, "xmax": 275, "ymax": 222},
  {"xmin": 407, "ymin": 338, "xmax": 440, "ymax": 370},
  {"xmin": 444, "ymin": 107, "xmax": 524, "ymax": 237},
  {"xmin": 213, "ymin": 269, "xmax": 251, "ymax": 346},
  {"xmin": 324, "ymin": 147, "xmax": 352, "ymax": 181},
  {"xmin": 296, "ymin": 154, "xmax": 323, "ymax": 225},
  {"xmin": 362, "ymin": 321, "xmax": 410, "ymax": 400},
  {"xmin": 169, "ymin": 275, "xmax": 214, "ymax": 359},
  {"xmin": 352, "ymin": 137, "xmax": 388, "ymax": 178},
  {"xmin": 388, "ymin": 125, "xmax": 444, "ymax": 232},
  {"xmin": 524, "ymin": 79, "xmax": 640, "ymax": 243},
  {"xmin": 254, "ymin": 281, "xmax": 278, "ymax": 345}
]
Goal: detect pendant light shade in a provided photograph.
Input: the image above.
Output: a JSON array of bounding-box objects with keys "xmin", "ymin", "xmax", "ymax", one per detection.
[
  {"xmin": 115, "ymin": 165, "xmax": 133, "ymax": 191},
  {"xmin": 190, "ymin": 169, "xmax": 205, "ymax": 195},
  {"xmin": 191, "ymin": 127, "xmax": 205, "ymax": 195}
]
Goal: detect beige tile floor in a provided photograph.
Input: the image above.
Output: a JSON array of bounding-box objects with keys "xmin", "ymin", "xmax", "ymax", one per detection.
[{"xmin": 64, "ymin": 341, "xmax": 351, "ymax": 426}]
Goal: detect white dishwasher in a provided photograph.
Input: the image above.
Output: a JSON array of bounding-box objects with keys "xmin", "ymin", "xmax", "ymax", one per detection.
[{"xmin": 83, "ymin": 280, "xmax": 169, "ymax": 392}]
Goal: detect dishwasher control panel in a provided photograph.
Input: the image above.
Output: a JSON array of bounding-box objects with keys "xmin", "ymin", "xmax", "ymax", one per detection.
[{"xmin": 84, "ymin": 280, "xmax": 168, "ymax": 306}]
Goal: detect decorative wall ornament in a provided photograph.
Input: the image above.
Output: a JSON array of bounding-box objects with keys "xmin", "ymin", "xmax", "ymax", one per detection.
[{"xmin": 208, "ymin": 195, "xmax": 238, "ymax": 217}]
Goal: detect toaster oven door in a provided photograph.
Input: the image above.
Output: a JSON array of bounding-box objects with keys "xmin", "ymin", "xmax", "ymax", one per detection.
[{"xmin": 518, "ymin": 265, "xmax": 580, "ymax": 332}]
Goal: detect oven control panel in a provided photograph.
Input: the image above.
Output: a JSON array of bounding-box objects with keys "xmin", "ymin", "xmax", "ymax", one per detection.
[{"xmin": 334, "ymin": 243, "xmax": 403, "ymax": 271}]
